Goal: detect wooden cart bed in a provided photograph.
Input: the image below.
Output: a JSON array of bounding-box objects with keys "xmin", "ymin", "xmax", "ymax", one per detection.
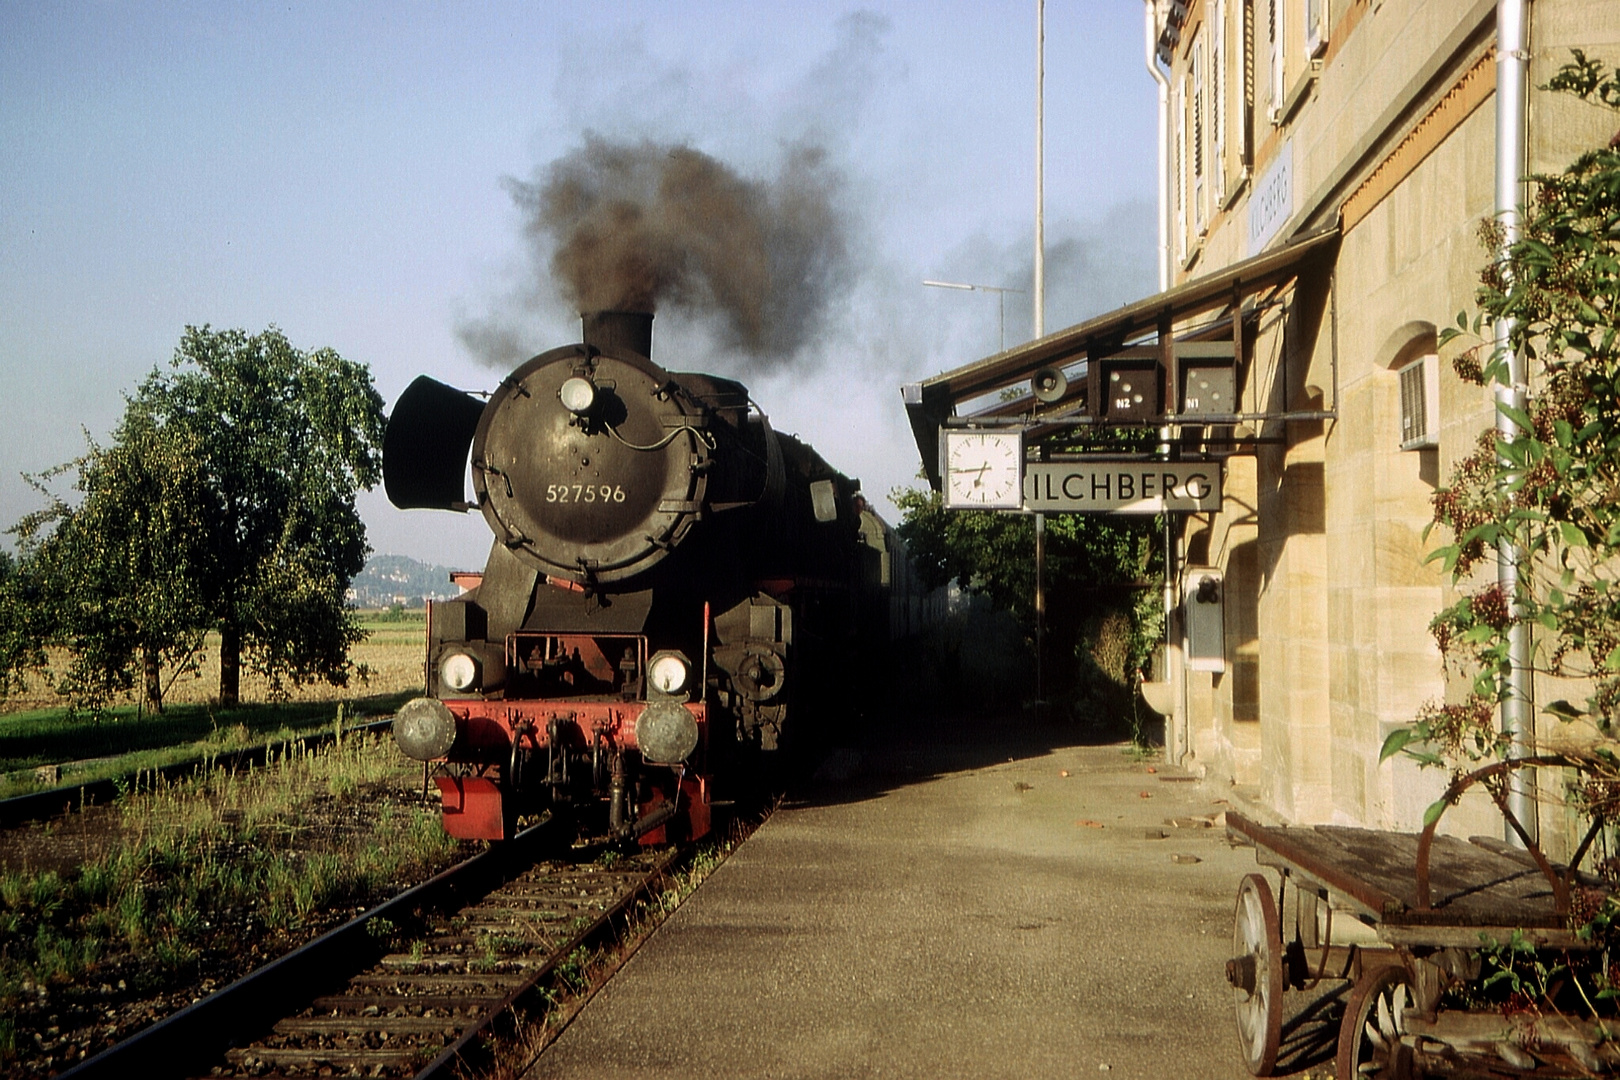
[{"xmin": 1226, "ymin": 810, "xmax": 1596, "ymax": 948}]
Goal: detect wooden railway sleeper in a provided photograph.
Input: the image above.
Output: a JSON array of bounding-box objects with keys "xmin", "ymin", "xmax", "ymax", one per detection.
[
  {"xmin": 230, "ymin": 849, "xmax": 678, "ymax": 1080},
  {"xmin": 309, "ymin": 994, "xmax": 507, "ymax": 1012},
  {"xmin": 274, "ymin": 1016, "xmax": 465, "ymax": 1036}
]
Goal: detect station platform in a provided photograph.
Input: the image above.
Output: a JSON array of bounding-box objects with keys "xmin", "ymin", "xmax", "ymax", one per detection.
[{"xmin": 531, "ymin": 715, "xmax": 1293, "ymax": 1079}]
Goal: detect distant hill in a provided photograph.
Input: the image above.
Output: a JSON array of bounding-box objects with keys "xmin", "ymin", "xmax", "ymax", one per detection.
[{"xmin": 349, "ymin": 554, "xmax": 463, "ymax": 608}]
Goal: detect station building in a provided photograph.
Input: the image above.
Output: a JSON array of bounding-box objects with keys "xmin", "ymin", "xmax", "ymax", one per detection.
[{"xmin": 907, "ymin": 0, "xmax": 1620, "ymax": 841}]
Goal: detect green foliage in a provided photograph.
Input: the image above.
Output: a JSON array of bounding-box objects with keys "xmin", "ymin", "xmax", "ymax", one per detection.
[
  {"xmin": 144, "ymin": 325, "xmax": 386, "ymax": 705},
  {"xmin": 890, "ymin": 483, "xmax": 1158, "ymax": 624},
  {"xmin": 890, "ymin": 484, "xmax": 1035, "ymax": 616},
  {"xmin": 1477, "ymin": 929, "xmax": 1566, "ymax": 1001},
  {"xmin": 8, "ymin": 419, "xmax": 213, "ymax": 714},
  {"xmin": 3, "ymin": 325, "xmax": 386, "ymax": 712},
  {"xmin": 889, "ymin": 480, "xmax": 1162, "ymax": 722},
  {"xmin": 0, "ymin": 552, "xmax": 46, "ymax": 699},
  {"xmin": 370, "ymin": 603, "xmax": 426, "ymax": 624},
  {"xmin": 1403, "ymin": 54, "xmax": 1620, "ymax": 764}
]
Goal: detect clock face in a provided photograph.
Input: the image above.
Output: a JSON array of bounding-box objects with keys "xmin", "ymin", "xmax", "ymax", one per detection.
[{"xmin": 944, "ymin": 431, "xmax": 1024, "ymax": 509}]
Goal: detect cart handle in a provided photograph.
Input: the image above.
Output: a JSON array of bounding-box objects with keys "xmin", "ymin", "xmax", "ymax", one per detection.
[{"xmin": 1414, "ymin": 754, "xmax": 1598, "ymax": 917}]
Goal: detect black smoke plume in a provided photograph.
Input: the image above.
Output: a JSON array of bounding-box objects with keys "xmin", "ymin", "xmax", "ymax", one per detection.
[{"xmin": 500, "ymin": 136, "xmax": 849, "ymax": 363}]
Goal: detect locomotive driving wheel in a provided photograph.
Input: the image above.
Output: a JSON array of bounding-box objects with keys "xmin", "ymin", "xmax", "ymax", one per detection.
[
  {"xmin": 1230, "ymin": 872, "xmax": 1284, "ymax": 1075},
  {"xmin": 1336, "ymin": 965, "xmax": 1418, "ymax": 1079}
]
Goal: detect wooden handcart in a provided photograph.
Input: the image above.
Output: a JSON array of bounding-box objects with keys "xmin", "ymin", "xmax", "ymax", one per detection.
[{"xmin": 1225, "ymin": 757, "xmax": 1619, "ymax": 1078}]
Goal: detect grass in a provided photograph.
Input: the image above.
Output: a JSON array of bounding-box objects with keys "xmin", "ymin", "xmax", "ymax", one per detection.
[
  {"xmin": 0, "ymin": 731, "xmax": 460, "ymax": 1011},
  {"xmin": 0, "ymin": 610, "xmax": 428, "ymax": 797},
  {"xmin": 0, "ymin": 693, "xmax": 417, "ymax": 799}
]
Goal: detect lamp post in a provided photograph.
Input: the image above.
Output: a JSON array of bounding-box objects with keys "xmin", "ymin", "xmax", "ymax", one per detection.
[
  {"xmin": 1033, "ymin": 0, "xmax": 1047, "ymax": 716},
  {"xmin": 921, "ymin": 280, "xmax": 1026, "ymax": 353},
  {"xmin": 1035, "ymin": 0, "xmax": 1045, "ymax": 339},
  {"xmin": 921, "ymin": 276, "xmax": 1044, "ymax": 713}
]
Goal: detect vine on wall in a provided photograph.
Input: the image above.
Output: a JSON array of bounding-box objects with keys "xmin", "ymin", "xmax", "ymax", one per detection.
[{"xmin": 1383, "ymin": 53, "xmax": 1620, "ymax": 807}]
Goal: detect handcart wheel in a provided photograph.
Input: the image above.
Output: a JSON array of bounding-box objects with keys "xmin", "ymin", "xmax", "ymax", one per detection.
[
  {"xmin": 1230, "ymin": 872, "xmax": 1284, "ymax": 1076},
  {"xmin": 1336, "ymin": 965, "xmax": 1416, "ymax": 1079}
]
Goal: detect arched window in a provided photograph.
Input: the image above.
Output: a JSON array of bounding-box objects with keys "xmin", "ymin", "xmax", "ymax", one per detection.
[{"xmin": 1377, "ymin": 321, "xmax": 1439, "ymax": 453}]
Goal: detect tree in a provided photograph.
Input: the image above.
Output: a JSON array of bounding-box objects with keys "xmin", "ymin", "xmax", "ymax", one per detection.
[
  {"xmin": 138, "ymin": 325, "xmax": 386, "ymax": 706},
  {"xmin": 7, "ymin": 421, "xmax": 213, "ymax": 713},
  {"xmin": 1388, "ymin": 52, "xmax": 1620, "ymax": 768},
  {"xmin": 890, "ymin": 481, "xmax": 1162, "ymax": 721},
  {"xmin": 0, "ymin": 549, "xmax": 47, "ymax": 699},
  {"xmin": 3, "ymin": 325, "xmax": 386, "ymax": 711}
]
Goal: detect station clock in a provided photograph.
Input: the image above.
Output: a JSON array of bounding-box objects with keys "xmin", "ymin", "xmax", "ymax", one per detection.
[{"xmin": 943, "ymin": 430, "xmax": 1025, "ymax": 510}]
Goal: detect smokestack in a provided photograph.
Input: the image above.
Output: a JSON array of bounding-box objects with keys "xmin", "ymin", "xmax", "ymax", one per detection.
[{"xmin": 582, "ymin": 310, "xmax": 654, "ymax": 360}]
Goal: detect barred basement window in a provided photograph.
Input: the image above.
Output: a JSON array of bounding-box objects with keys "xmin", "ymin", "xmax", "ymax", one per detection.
[{"xmin": 1397, "ymin": 353, "xmax": 1439, "ymax": 450}]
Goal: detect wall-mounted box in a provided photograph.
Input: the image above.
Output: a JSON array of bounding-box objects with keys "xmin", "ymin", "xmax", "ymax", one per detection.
[
  {"xmin": 1184, "ymin": 568, "xmax": 1225, "ymax": 673},
  {"xmin": 1096, "ymin": 359, "xmax": 1164, "ymax": 422},
  {"xmin": 1181, "ymin": 363, "xmax": 1236, "ymax": 417}
]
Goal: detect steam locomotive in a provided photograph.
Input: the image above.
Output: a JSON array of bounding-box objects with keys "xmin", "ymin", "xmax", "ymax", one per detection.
[{"xmin": 383, "ymin": 311, "xmax": 907, "ymax": 845}]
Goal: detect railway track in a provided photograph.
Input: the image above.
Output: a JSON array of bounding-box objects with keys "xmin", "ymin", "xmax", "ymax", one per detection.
[{"xmin": 59, "ymin": 822, "xmax": 688, "ymax": 1080}]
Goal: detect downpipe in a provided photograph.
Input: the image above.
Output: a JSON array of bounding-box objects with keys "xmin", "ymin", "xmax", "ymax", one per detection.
[
  {"xmin": 1495, "ymin": 0, "xmax": 1535, "ymax": 845},
  {"xmin": 1144, "ymin": 0, "xmax": 1183, "ymax": 764},
  {"xmin": 1144, "ymin": 0, "xmax": 1171, "ymax": 292}
]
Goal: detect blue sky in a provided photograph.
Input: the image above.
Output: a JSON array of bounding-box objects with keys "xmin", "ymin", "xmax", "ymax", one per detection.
[{"xmin": 1, "ymin": 1, "xmax": 1157, "ymax": 569}]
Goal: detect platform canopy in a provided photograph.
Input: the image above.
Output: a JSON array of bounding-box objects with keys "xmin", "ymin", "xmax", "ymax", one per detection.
[{"xmin": 902, "ymin": 224, "xmax": 1341, "ymax": 487}]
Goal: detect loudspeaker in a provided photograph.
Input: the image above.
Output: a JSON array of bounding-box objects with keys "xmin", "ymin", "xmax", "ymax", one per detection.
[{"xmin": 1030, "ymin": 367, "xmax": 1068, "ymax": 403}]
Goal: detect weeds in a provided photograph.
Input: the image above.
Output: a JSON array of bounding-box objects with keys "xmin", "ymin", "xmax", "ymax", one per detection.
[
  {"xmin": 0, "ymin": 692, "xmax": 418, "ymax": 799},
  {"xmin": 0, "ymin": 732, "xmax": 458, "ymax": 1010}
]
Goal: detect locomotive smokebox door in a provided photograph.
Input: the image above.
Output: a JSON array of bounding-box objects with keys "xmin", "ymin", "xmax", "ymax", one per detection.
[{"xmin": 470, "ymin": 321, "xmax": 712, "ymax": 586}]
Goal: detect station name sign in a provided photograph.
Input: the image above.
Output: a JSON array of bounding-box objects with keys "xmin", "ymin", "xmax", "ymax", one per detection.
[{"xmin": 1023, "ymin": 460, "xmax": 1222, "ymax": 514}]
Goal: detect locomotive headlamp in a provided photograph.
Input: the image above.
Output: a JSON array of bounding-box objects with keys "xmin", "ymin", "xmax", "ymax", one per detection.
[
  {"xmin": 647, "ymin": 651, "xmax": 690, "ymax": 695},
  {"xmin": 636, "ymin": 699, "xmax": 700, "ymax": 763},
  {"xmin": 559, "ymin": 376, "xmax": 597, "ymax": 415},
  {"xmin": 439, "ymin": 651, "xmax": 480, "ymax": 694},
  {"xmin": 393, "ymin": 697, "xmax": 458, "ymax": 760}
]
